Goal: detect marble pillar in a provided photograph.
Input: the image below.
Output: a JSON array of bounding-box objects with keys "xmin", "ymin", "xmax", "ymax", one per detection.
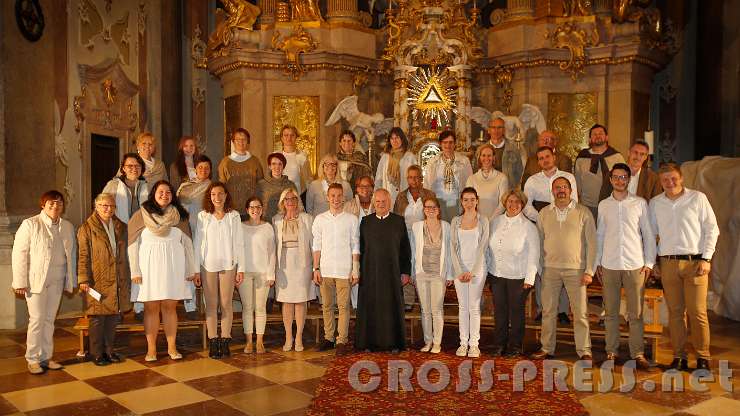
[
  {"xmin": 326, "ymin": 0, "xmax": 359, "ymax": 24},
  {"xmin": 258, "ymin": 0, "xmax": 277, "ymax": 26},
  {"xmin": 507, "ymin": 0, "xmax": 535, "ymax": 20}
]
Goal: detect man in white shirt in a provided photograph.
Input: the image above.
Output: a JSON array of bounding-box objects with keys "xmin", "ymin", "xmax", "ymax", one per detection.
[
  {"xmin": 312, "ymin": 183, "xmax": 360, "ymax": 355},
  {"xmin": 523, "ymin": 146, "xmax": 579, "ymax": 223},
  {"xmin": 650, "ymin": 163, "xmax": 719, "ymax": 372},
  {"xmin": 595, "ymin": 163, "xmax": 655, "ymax": 370}
]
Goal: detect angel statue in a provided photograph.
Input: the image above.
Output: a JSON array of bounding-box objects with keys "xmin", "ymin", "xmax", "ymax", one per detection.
[
  {"xmin": 470, "ymin": 104, "xmax": 547, "ymax": 188},
  {"xmin": 325, "ymin": 95, "xmax": 394, "ymax": 168},
  {"xmin": 208, "ymin": 0, "xmax": 261, "ymax": 53}
]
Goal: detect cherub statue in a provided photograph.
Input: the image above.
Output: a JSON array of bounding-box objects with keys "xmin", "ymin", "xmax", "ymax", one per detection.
[{"xmin": 208, "ymin": 0, "xmax": 261, "ymax": 53}]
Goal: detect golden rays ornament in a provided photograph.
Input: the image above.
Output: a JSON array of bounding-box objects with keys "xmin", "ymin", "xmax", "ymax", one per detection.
[{"xmin": 407, "ymin": 66, "xmax": 457, "ymax": 129}]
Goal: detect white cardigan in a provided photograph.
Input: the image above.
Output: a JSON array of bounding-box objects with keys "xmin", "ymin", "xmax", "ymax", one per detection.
[
  {"xmin": 410, "ymin": 220, "xmax": 453, "ymax": 281},
  {"xmin": 194, "ymin": 210, "xmax": 246, "ymax": 273},
  {"xmin": 11, "ymin": 212, "xmax": 77, "ymax": 293},
  {"xmin": 102, "ymin": 177, "xmax": 149, "ymax": 223},
  {"xmin": 375, "ymin": 151, "xmax": 417, "ymax": 203}
]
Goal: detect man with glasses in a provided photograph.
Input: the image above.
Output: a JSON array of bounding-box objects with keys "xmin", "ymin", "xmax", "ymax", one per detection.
[
  {"xmin": 312, "ymin": 184, "xmax": 360, "ymax": 355},
  {"xmin": 595, "ymin": 163, "xmax": 655, "ymax": 369}
]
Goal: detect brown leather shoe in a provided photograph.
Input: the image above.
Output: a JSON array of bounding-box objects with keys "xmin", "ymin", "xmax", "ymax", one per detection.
[
  {"xmin": 336, "ymin": 343, "xmax": 351, "ymax": 356},
  {"xmin": 634, "ymin": 355, "xmax": 651, "ymax": 370},
  {"xmin": 579, "ymin": 354, "xmax": 593, "ymax": 363},
  {"xmin": 530, "ymin": 350, "xmax": 554, "ymax": 360}
]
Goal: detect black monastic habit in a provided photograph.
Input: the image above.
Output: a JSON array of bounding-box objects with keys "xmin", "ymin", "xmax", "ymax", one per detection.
[{"xmin": 355, "ymin": 213, "xmax": 411, "ymax": 351}]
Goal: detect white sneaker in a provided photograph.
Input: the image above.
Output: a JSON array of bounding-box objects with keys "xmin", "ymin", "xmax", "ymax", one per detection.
[
  {"xmin": 456, "ymin": 345, "xmax": 468, "ymax": 357},
  {"xmin": 430, "ymin": 344, "xmax": 441, "ymax": 354},
  {"xmin": 467, "ymin": 346, "xmax": 481, "ymax": 358},
  {"xmin": 420, "ymin": 343, "xmax": 432, "ymax": 352}
]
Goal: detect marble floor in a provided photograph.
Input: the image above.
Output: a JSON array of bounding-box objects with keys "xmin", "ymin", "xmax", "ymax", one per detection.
[{"xmin": 0, "ymin": 308, "xmax": 739, "ymax": 416}]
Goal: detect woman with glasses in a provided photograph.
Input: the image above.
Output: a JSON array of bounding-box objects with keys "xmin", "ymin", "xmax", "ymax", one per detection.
[
  {"xmin": 273, "ymin": 188, "xmax": 315, "ymax": 351},
  {"xmin": 449, "ymin": 187, "xmax": 490, "ymax": 358},
  {"xmin": 410, "ymin": 196, "xmax": 453, "ymax": 354},
  {"xmin": 103, "ymin": 153, "xmax": 149, "ymax": 224},
  {"xmin": 423, "ymin": 131, "xmax": 473, "ymax": 221},
  {"xmin": 257, "ymin": 153, "xmax": 297, "ymax": 222},
  {"xmin": 77, "ymin": 193, "xmax": 130, "ymax": 366},
  {"xmin": 305, "ymin": 154, "xmax": 352, "ymax": 216},
  {"xmin": 240, "ymin": 196, "xmax": 276, "ymax": 353}
]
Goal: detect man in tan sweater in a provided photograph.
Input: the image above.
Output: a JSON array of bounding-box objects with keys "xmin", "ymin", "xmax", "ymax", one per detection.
[{"xmin": 531, "ymin": 176, "xmax": 597, "ymax": 362}]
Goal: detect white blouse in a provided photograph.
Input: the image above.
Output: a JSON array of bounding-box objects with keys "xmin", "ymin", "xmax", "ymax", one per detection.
[
  {"xmin": 487, "ymin": 212, "xmax": 540, "ymax": 285},
  {"xmin": 242, "ymin": 222, "xmax": 277, "ymax": 280},
  {"xmin": 194, "ymin": 211, "xmax": 245, "ymax": 273}
]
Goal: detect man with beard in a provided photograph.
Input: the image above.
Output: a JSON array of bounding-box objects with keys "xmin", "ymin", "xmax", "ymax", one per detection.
[
  {"xmin": 521, "ymin": 130, "xmax": 573, "ymax": 186},
  {"xmin": 574, "ymin": 124, "xmax": 625, "ymax": 220},
  {"xmin": 531, "ymin": 177, "xmax": 596, "ymax": 362}
]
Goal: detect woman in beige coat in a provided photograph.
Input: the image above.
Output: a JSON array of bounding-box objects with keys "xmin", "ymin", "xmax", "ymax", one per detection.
[{"xmin": 77, "ymin": 193, "xmax": 131, "ymax": 366}]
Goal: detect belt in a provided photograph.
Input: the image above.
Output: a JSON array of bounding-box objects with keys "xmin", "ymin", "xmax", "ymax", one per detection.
[{"xmin": 662, "ymin": 254, "xmax": 703, "ymax": 261}]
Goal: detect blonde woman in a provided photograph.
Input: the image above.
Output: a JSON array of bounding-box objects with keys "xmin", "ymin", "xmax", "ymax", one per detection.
[
  {"xmin": 273, "ymin": 188, "xmax": 315, "ymax": 351},
  {"xmin": 136, "ymin": 132, "xmax": 168, "ymax": 185},
  {"xmin": 240, "ymin": 196, "xmax": 276, "ymax": 353},
  {"xmin": 375, "ymin": 127, "xmax": 416, "ymax": 205},
  {"xmin": 466, "ymin": 143, "xmax": 509, "ymax": 218},
  {"xmin": 305, "ymin": 154, "xmax": 352, "ymax": 216},
  {"xmin": 410, "ymin": 196, "xmax": 453, "ymax": 354},
  {"xmin": 280, "ymin": 125, "xmax": 313, "ymax": 195},
  {"xmin": 450, "ymin": 187, "xmax": 490, "ymax": 358}
]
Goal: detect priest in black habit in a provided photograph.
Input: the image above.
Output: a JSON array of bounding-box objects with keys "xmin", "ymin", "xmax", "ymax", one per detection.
[{"xmin": 355, "ymin": 189, "xmax": 412, "ymax": 352}]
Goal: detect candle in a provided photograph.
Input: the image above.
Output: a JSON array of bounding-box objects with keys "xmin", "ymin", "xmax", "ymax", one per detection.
[
  {"xmin": 644, "ymin": 130, "xmax": 654, "ymax": 155},
  {"xmin": 473, "ymin": 0, "xmax": 478, "ymax": 11},
  {"xmin": 389, "ymin": 0, "xmax": 392, "ymax": 11}
]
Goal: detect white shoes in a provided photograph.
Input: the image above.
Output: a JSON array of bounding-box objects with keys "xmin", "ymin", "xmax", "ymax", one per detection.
[
  {"xmin": 420, "ymin": 343, "xmax": 432, "ymax": 352},
  {"xmin": 467, "ymin": 346, "xmax": 481, "ymax": 358},
  {"xmin": 456, "ymin": 345, "xmax": 468, "ymax": 357},
  {"xmin": 430, "ymin": 344, "xmax": 441, "ymax": 354}
]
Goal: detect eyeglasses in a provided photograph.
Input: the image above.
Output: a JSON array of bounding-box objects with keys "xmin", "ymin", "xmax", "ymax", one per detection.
[
  {"xmin": 423, "ymin": 205, "xmax": 438, "ymax": 210},
  {"xmin": 248, "ymin": 205, "xmax": 263, "ymax": 209},
  {"xmin": 96, "ymin": 204, "xmax": 116, "ymax": 209},
  {"xmin": 324, "ymin": 163, "xmax": 338, "ymax": 167},
  {"xmin": 284, "ymin": 197, "xmax": 299, "ymax": 202},
  {"xmin": 611, "ymin": 175, "xmax": 629, "ymax": 180},
  {"xmin": 123, "ymin": 164, "xmax": 141, "ymax": 169}
]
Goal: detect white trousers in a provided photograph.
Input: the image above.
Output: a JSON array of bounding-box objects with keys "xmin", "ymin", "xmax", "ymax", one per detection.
[
  {"xmin": 25, "ymin": 272, "xmax": 65, "ymax": 365},
  {"xmin": 454, "ymin": 274, "xmax": 487, "ymax": 347},
  {"xmin": 416, "ymin": 278, "xmax": 446, "ymax": 345},
  {"xmin": 238, "ymin": 272, "xmax": 271, "ymax": 335}
]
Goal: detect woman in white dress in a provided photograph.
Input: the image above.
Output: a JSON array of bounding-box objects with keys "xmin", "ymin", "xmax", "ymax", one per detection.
[
  {"xmin": 305, "ymin": 154, "xmax": 352, "ymax": 216},
  {"xmin": 423, "ymin": 130, "xmax": 473, "ymax": 221},
  {"xmin": 102, "ymin": 153, "xmax": 149, "ymax": 224},
  {"xmin": 375, "ymin": 127, "xmax": 416, "ymax": 206},
  {"xmin": 240, "ymin": 196, "xmax": 276, "ymax": 354},
  {"xmin": 465, "ymin": 144, "xmax": 509, "ymax": 218},
  {"xmin": 128, "ymin": 180, "xmax": 198, "ymax": 362},
  {"xmin": 194, "ymin": 182, "xmax": 245, "ymax": 359},
  {"xmin": 488, "ymin": 189, "xmax": 539, "ymax": 357},
  {"xmin": 279, "ymin": 125, "xmax": 313, "ymax": 196},
  {"xmin": 273, "ymin": 188, "xmax": 315, "ymax": 352},
  {"xmin": 450, "ymin": 187, "xmax": 490, "ymax": 358},
  {"xmin": 410, "ymin": 196, "xmax": 453, "ymax": 354}
]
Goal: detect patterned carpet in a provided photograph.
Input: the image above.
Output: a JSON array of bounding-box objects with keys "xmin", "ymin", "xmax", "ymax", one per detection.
[{"xmin": 306, "ymin": 351, "xmax": 588, "ymax": 415}]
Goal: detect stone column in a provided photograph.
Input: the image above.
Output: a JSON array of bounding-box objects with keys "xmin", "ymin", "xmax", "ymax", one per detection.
[
  {"xmin": 258, "ymin": 0, "xmax": 277, "ymax": 26},
  {"xmin": 453, "ymin": 68, "xmax": 472, "ymax": 149},
  {"xmin": 593, "ymin": 0, "xmax": 613, "ymax": 17},
  {"xmin": 507, "ymin": 0, "xmax": 535, "ymax": 20},
  {"xmin": 393, "ymin": 76, "xmax": 409, "ymax": 133},
  {"xmin": 326, "ymin": 0, "xmax": 360, "ymax": 24}
]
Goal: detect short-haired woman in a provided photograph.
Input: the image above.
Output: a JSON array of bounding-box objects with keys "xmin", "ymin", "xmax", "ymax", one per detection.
[
  {"xmin": 375, "ymin": 127, "xmax": 416, "ymax": 205},
  {"xmin": 128, "ymin": 181, "xmax": 198, "ymax": 361},
  {"xmin": 449, "ymin": 187, "xmax": 490, "ymax": 358},
  {"xmin": 218, "ymin": 128, "xmax": 264, "ymax": 214},
  {"xmin": 273, "ymin": 188, "xmax": 315, "ymax": 351},
  {"xmin": 488, "ymin": 189, "xmax": 539, "ymax": 357},
  {"xmin": 77, "ymin": 193, "xmax": 130, "ymax": 366},
  {"xmin": 240, "ymin": 196, "xmax": 276, "ymax": 353},
  {"xmin": 169, "ymin": 136, "xmax": 200, "ymax": 191},
  {"xmin": 102, "ymin": 153, "xmax": 149, "ymax": 224},
  {"xmin": 423, "ymin": 131, "xmax": 473, "ymax": 221},
  {"xmin": 194, "ymin": 182, "xmax": 245, "ymax": 358},
  {"xmin": 257, "ymin": 152, "xmax": 298, "ymax": 222},
  {"xmin": 305, "ymin": 154, "xmax": 352, "ymax": 216},
  {"xmin": 136, "ymin": 132, "xmax": 168, "ymax": 185},
  {"xmin": 410, "ymin": 196, "xmax": 453, "ymax": 354},
  {"xmin": 12, "ymin": 191, "xmax": 77, "ymax": 374}
]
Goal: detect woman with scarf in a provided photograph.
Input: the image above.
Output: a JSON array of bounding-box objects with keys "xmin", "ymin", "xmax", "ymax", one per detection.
[
  {"xmin": 257, "ymin": 152, "xmax": 297, "ymax": 222},
  {"xmin": 194, "ymin": 182, "xmax": 245, "ymax": 359},
  {"xmin": 375, "ymin": 127, "xmax": 416, "ymax": 206},
  {"xmin": 136, "ymin": 132, "xmax": 168, "ymax": 185},
  {"xmin": 273, "ymin": 188, "xmax": 315, "ymax": 352},
  {"xmin": 168, "ymin": 136, "xmax": 200, "ymax": 191},
  {"xmin": 305, "ymin": 154, "xmax": 352, "ymax": 216},
  {"xmin": 423, "ymin": 131, "xmax": 473, "ymax": 221},
  {"xmin": 102, "ymin": 153, "xmax": 149, "ymax": 224},
  {"xmin": 336, "ymin": 130, "xmax": 371, "ymax": 191},
  {"xmin": 218, "ymin": 128, "xmax": 264, "ymax": 214},
  {"xmin": 128, "ymin": 180, "xmax": 198, "ymax": 362}
]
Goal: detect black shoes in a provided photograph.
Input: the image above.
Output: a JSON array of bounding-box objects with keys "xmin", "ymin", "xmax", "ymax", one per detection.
[
  {"xmin": 318, "ymin": 339, "xmax": 336, "ymax": 351},
  {"xmin": 696, "ymin": 358, "xmax": 710, "ymax": 371},
  {"xmin": 106, "ymin": 352, "xmax": 123, "ymax": 363},
  {"xmin": 504, "ymin": 349, "xmax": 523, "ymax": 358},
  {"xmin": 490, "ymin": 345, "xmax": 504, "ymax": 357},
  {"xmin": 93, "ymin": 356, "xmax": 111, "ymax": 366},
  {"xmin": 220, "ymin": 338, "xmax": 232, "ymax": 357},
  {"xmin": 208, "ymin": 337, "xmax": 221, "ymax": 359},
  {"xmin": 558, "ymin": 313, "xmax": 571, "ymax": 325},
  {"xmin": 668, "ymin": 358, "xmax": 689, "ymax": 371}
]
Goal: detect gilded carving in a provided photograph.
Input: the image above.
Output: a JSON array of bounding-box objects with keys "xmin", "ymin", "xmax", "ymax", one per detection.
[
  {"xmin": 192, "ymin": 24, "xmax": 208, "ymax": 69},
  {"xmin": 547, "ymin": 92, "xmax": 597, "ymax": 162},
  {"xmin": 73, "ymin": 86, "xmax": 87, "ymax": 133},
  {"xmin": 546, "ymin": 21, "xmax": 599, "ymax": 80},
  {"xmin": 352, "ymin": 68, "xmax": 369, "ymax": 94},
  {"xmin": 563, "ymin": 0, "xmax": 593, "ymax": 17},
  {"xmin": 290, "ymin": 0, "xmax": 324, "ymax": 22},
  {"xmin": 208, "ymin": 0, "xmax": 261, "ymax": 55},
  {"xmin": 272, "ymin": 96, "xmax": 320, "ymax": 174},
  {"xmin": 271, "ymin": 24, "xmax": 318, "ymax": 80},
  {"xmin": 493, "ymin": 66, "xmax": 513, "ymax": 114},
  {"xmin": 101, "ymin": 79, "xmax": 117, "ymax": 106}
]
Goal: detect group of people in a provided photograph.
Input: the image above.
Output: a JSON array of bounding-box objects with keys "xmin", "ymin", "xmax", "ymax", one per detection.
[{"xmin": 11, "ymin": 122, "xmax": 719, "ymax": 377}]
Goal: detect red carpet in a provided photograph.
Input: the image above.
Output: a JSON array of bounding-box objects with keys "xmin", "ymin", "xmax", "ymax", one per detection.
[{"xmin": 306, "ymin": 350, "xmax": 588, "ymax": 415}]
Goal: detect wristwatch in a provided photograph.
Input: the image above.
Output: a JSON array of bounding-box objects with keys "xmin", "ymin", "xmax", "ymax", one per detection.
[
  {"xmin": 313, "ymin": 267, "xmax": 320, "ymax": 271},
  {"xmin": 701, "ymin": 258, "xmax": 711, "ymax": 263}
]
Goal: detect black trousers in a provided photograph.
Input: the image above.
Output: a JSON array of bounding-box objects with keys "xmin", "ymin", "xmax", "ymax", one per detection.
[
  {"xmin": 89, "ymin": 314, "xmax": 121, "ymax": 358},
  {"xmin": 491, "ymin": 276, "xmax": 528, "ymax": 351}
]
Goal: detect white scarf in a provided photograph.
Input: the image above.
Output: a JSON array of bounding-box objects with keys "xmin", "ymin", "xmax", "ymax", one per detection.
[
  {"xmin": 229, "ymin": 151, "xmax": 251, "ymax": 163},
  {"xmin": 141, "ymin": 155, "xmax": 155, "ymax": 171}
]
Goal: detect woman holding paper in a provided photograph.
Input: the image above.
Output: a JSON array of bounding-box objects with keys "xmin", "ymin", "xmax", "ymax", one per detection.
[{"xmin": 77, "ymin": 193, "xmax": 131, "ymax": 366}]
